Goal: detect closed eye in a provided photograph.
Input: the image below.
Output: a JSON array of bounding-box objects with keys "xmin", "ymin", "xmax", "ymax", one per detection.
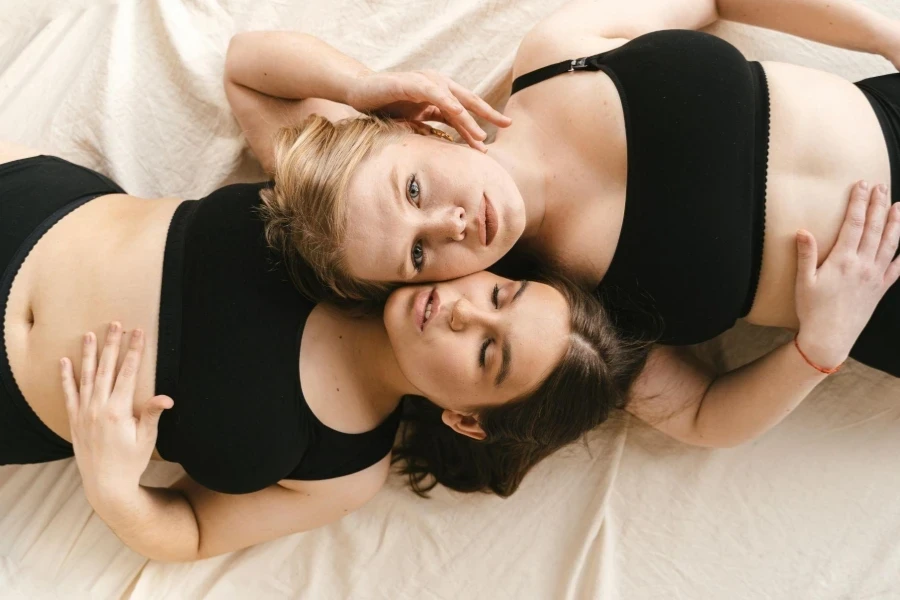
[{"xmin": 479, "ymin": 338, "xmax": 492, "ymax": 368}]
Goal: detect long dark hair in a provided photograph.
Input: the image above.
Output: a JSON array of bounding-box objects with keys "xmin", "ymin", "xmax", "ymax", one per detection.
[{"xmin": 392, "ymin": 275, "xmax": 651, "ymax": 498}]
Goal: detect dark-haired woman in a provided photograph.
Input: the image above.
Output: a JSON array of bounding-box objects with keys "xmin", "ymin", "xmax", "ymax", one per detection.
[{"xmin": 1, "ymin": 134, "xmax": 648, "ymax": 560}]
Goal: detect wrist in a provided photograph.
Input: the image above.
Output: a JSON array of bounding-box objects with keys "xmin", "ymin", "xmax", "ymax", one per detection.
[
  {"xmin": 341, "ymin": 67, "xmax": 375, "ymax": 107},
  {"xmin": 793, "ymin": 331, "xmax": 847, "ymax": 374},
  {"xmin": 85, "ymin": 479, "xmax": 142, "ymax": 516},
  {"xmin": 874, "ymin": 18, "xmax": 900, "ymax": 59}
]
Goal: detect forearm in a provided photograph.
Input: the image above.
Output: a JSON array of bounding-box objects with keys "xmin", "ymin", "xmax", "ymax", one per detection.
[
  {"xmin": 692, "ymin": 341, "xmax": 828, "ymax": 447},
  {"xmin": 91, "ymin": 485, "xmax": 200, "ymax": 562},
  {"xmin": 225, "ymin": 31, "xmax": 372, "ymax": 103},
  {"xmin": 717, "ymin": 0, "xmax": 897, "ymax": 55}
]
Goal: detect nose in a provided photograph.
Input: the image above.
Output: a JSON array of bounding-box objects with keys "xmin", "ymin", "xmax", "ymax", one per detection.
[
  {"xmin": 424, "ymin": 206, "xmax": 466, "ymax": 242},
  {"xmin": 449, "ymin": 297, "xmax": 492, "ymax": 332}
]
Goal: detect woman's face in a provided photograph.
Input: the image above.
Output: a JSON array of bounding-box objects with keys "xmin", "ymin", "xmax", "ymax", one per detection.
[
  {"xmin": 383, "ymin": 272, "xmax": 570, "ymax": 413},
  {"xmin": 343, "ymin": 134, "xmax": 527, "ymax": 284}
]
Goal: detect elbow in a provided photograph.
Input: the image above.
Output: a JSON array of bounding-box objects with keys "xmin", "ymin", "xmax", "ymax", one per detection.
[
  {"xmin": 684, "ymin": 430, "xmax": 753, "ymax": 449},
  {"xmin": 224, "ymin": 34, "xmax": 246, "ymax": 84},
  {"xmin": 225, "ymin": 31, "xmax": 263, "ymax": 83}
]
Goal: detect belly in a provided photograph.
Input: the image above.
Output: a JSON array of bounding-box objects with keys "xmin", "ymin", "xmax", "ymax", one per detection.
[
  {"xmin": 746, "ymin": 62, "xmax": 892, "ymax": 328},
  {"xmin": 5, "ymin": 194, "xmax": 182, "ymax": 443}
]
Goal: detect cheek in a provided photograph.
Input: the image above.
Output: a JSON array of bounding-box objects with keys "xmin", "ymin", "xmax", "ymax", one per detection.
[
  {"xmin": 399, "ymin": 338, "xmax": 472, "ymax": 396},
  {"xmin": 428, "ymin": 244, "xmax": 498, "ymax": 282}
]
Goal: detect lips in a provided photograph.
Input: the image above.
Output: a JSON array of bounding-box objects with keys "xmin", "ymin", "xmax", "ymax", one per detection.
[
  {"xmin": 484, "ymin": 195, "xmax": 497, "ymax": 246},
  {"xmin": 413, "ymin": 287, "xmax": 441, "ymax": 332},
  {"xmin": 477, "ymin": 194, "xmax": 498, "ymax": 247}
]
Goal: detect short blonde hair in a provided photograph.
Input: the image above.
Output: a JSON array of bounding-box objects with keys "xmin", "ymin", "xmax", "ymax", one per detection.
[{"xmin": 259, "ymin": 114, "xmax": 420, "ymax": 303}]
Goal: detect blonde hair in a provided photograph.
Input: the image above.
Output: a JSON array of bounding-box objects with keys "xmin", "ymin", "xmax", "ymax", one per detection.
[{"xmin": 259, "ymin": 114, "xmax": 425, "ymax": 303}]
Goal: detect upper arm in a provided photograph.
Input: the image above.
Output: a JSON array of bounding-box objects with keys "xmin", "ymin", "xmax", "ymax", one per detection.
[
  {"xmin": 224, "ymin": 35, "xmax": 359, "ymax": 172},
  {"xmin": 513, "ymin": 0, "xmax": 719, "ymax": 79},
  {"xmin": 224, "ymin": 80, "xmax": 358, "ymax": 173},
  {"xmin": 173, "ymin": 454, "xmax": 390, "ymax": 559},
  {"xmin": 625, "ymin": 345, "xmax": 718, "ymax": 447}
]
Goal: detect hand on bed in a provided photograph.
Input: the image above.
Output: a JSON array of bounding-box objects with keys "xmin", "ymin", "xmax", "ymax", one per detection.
[
  {"xmin": 60, "ymin": 323, "xmax": 173, "ymax": 507},
  {"xmin": 346, "ymin": 70, "xmax": 512, "ymax": 151},
  {"xmin": 794, "ymin": 181, "xmax": 900, "ymax": 370}
]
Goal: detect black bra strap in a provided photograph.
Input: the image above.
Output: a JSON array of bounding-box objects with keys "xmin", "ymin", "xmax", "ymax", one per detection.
[{"xmin": 511, "ymin": 55, "xmax": 606, "ymax": 95}]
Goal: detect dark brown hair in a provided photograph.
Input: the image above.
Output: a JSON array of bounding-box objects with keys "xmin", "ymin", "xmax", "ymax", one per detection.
[{"xmin": 392, "ymin": 274, "xmax": 651, "ymax": 497}]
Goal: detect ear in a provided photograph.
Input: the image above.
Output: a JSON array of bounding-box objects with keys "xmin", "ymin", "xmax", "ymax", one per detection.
[{"xmin": 441, "ymin": 409, "xmax": 487, "ymax": 441}]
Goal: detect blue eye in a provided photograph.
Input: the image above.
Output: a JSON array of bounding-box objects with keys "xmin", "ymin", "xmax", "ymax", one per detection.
[
  {"xmin": 411, "ymin": 241, "xmax": 424, "ymax": 271},
  {"xmin": 408, "ymin": 175, "xmax": 420, "ymax": 205}
]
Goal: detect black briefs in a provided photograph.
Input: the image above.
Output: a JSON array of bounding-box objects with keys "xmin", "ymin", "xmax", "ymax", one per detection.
[{"xmin": 0, "ymin": 156, "xmax": 124, "ymax": 464}]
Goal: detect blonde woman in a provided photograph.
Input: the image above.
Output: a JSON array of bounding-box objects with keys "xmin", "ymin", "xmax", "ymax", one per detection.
[
  {"xmin": 1, "ymin": 123, "xmax": 653, "ymax": 559},
  {"xmin": 224, "ymin": 1, "xmax": 900, "ymax": 450}
]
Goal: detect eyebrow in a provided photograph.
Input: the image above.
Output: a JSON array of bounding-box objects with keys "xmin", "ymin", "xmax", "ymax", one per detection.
[{"xmin": 494, "ymin": 280, "xmax": 530, "ymax": 387}]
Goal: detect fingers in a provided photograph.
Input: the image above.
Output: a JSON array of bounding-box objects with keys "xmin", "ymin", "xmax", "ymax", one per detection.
[
  {"xmin": 876, "ymin": 202, "xmax": 900, "ymax": 269},
  {"xmin": 886, "ymin": 252, "xmax": 900, "ymax": 288},
  {"xmin": 419, "ymin": 106, "xmax": 447, "ymax": 124},
  {"xmin": 139, "ymin": 395, "xmax": 174, "ymax": 441},
  {"xmin": 446, "ymin": 79, "xmax": 512, "ymax": 128},
  {"xmin": 111, "ymin": 329, "xmax": 145, "ymax": 411},
  {"xmin": 796, "ymin": 229, "xmax": 818, "ymax": 284},
  {"xmin": 60, "ymin": 358, "xmax": 80, "ymax": 419},
  {"xmin": 409, "ymin": 73, "xmax": 488, "ymax": 151},
  {"xmin": 95, "ymin": 322, "xmax": 124, "ymax": 402},
  {"xmin": 80, "ymin": 332, "xmax": 97, "ymax": 410},
  {"xmin": 858, "ymin": 183, "xmax": 891, "ymax": 258},
  {"xmin": 834, "ymin": 181, "xmax": 871, "ymax": 253},
  {"xmin": 447, "ymin": 110, "xmax": 488, "ymax": 152}
]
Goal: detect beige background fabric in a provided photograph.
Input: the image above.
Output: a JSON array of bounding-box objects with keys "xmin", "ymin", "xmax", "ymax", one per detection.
[{"xmin": 1, "ymin": 0, "xmax": 899, "ymax": 598}]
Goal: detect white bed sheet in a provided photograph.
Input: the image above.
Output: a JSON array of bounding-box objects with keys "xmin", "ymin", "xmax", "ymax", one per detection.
[{"xmin": 1, "ymin": 1, "xmax": 899, "ymax": 598}]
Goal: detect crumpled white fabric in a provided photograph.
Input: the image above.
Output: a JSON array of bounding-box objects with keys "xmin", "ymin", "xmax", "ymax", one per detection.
[{"xmin": 1, "ymin": 0, "xmax": 899, "ymax": 598}]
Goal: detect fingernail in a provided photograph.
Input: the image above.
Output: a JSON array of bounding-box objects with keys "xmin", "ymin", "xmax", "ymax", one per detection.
[
  {"xmin": 60, "ymin": 358, "xmax": 67, "ymax": 368},
  {"xmin": 134, "ymin": 329, "xmax": 143, "ymax": 340},
  {"xmin": 879, "ymin": 184, "xmax": 889, "ymax": 194},
  {"xmin": 110, "ymin": 322, "xmax": 119, "ymax": 333},
  {"xmin": 84, "ymin": 333, "xmax": 92, "ymax": 344},
  {"xmin": 859, "ymin": 181, "xmax": 869, "ymax": 191}
]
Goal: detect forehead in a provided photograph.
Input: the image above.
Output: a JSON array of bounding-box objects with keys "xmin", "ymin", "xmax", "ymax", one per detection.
[
  {"xmin": 342, "ymin": 141, "xmax": 411, "ymax": 281},
  {"xmin": 500, "ymin": 283, "xmax": 570, "ymax": 399}
]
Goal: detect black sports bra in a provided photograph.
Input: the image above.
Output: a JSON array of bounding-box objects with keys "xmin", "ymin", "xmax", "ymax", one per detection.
[
  {"xmin": 154, "ymin": 182, "xmax": 401, "ymax": 494},
  {"xmin": 512, "ymin": 30, "xmax": 770, "ymax": 345}
]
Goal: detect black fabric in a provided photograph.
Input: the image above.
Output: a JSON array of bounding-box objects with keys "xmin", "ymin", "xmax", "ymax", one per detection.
[
  {"xmin": 851, "ymin": 74, "xmax": 900, "ymax": 377},
  {"xmin": 511, "ymin": 30, "xmax": 770, "ymax": 345},
  {"xmin": 0, "ymin": 156, "xmax": 124, "ymax": 464},
  {"xmin": 155, "ymin": 183, "xmax": 402, "ymax": 494}
]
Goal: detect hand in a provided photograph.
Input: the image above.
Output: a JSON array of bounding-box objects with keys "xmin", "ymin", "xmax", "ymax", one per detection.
[
  {"xmin": 60, "ymin": 323, "xmax": 173, "ymax": 507},
  {"xmin": 794, "ymin": 181, "xmax": 900, "ymax": 369},
  {"xmin": 346, "ymin": 70, "xmax": 512, "ymax": 151}
]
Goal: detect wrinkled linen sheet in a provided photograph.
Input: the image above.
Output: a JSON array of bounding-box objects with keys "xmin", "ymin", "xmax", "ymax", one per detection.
[{"xmin": 1, "ymin": 0, "xmax": 899, "ymax": 597}]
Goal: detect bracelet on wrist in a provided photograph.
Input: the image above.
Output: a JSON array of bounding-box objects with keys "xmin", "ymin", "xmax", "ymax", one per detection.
[{"xmin": 793, "ymin": 334, "xmax": 844, "ymax": 375}]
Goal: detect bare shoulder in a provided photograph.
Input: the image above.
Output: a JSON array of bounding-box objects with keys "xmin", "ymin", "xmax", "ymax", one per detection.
[
  {"xmin": 0, "ymin": 141, "xmax": 40, "ymax": 166},
  {"xmin": 279, "ymin": 453, "xmax": 391, "ymax": 507},
  {"xmin": 512, "ymin": 2, "xmax": 627, "ymax": 81},
  {"xmin": 513, "ymin": 26, "xmax": 624, "ymax": 82}
]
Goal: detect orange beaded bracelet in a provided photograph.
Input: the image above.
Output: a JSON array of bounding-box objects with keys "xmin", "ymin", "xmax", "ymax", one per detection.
[{"xmin": 793, "ymin": 334, "xmax": 844, "ymax": 375}]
